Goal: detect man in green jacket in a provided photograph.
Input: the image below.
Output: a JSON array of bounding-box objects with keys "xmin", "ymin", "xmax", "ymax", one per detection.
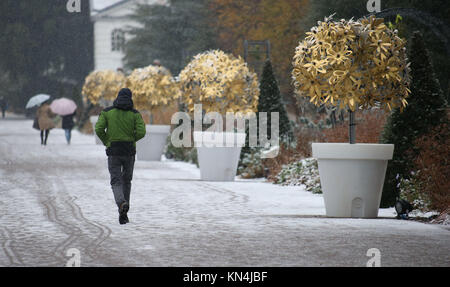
[{"xmin": 95, "ymin": 88, "xmax": 146, "ymax": 224}]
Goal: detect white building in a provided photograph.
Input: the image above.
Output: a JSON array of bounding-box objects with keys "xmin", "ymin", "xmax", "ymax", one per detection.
[{"xmin": 90, "ymin": 0, "xmax": 166, "ymax": 71}]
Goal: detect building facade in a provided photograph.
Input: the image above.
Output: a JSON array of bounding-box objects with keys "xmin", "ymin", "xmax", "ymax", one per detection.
[{"xmin": 90, "ymin": 0, "xmax": 166, "ymax": 71}]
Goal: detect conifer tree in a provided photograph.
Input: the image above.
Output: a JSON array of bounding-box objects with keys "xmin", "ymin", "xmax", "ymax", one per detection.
[
  {"xmin": 381, "ymin": 31, "xmax": 448, "ymax": 207},
  {"xmin": 239, "ymin": 60, "xmax": 293, "ymax": 176},
  {"xmin": 257, "ymin": 59, "xmax": 293, "ymax": 143}
]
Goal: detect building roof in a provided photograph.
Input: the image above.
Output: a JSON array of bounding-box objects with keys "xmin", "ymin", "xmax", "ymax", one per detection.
[
  {"xmin": 94, "ymin": 0, "xmax": 131, "ymax": 13},
  {"xmin": 91, "ymin": 0, "xmax": 166, "ymax": 20},
  {"xmin": 91, "ymin": 0, "xmax": 132, "ymax": 18}
]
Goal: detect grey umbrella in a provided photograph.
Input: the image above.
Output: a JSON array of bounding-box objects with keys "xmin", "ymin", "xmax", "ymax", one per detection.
[{"xmin": 25, "ymin": 94, "xmax": 51, "ymax": 109}]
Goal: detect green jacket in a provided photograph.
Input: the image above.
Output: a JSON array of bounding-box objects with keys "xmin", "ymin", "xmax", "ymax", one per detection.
[{"xmin": 95, "ymin": 107, "xmax": 146, "ymax": 154}]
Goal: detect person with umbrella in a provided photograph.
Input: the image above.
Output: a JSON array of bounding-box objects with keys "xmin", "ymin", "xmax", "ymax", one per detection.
[
  {"xmin": 26, "ymin": 94, "xmax": 51, "ymax": 139},
  {"xmin": 36, "ymin": 100, "xmax": 56, "ymax": 145},
  {"xmin": 50, "ymin": 98, "xmax": 78, "ymax": 145}
]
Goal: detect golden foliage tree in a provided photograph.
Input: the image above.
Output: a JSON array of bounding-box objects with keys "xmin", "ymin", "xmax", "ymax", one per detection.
[
  {"xmin": 82, "ymin": 70, "xmax": 126, "ymax": 106},
  {"xmin": 210, "ymin": 0, "xmax": 309, "ymax": 96},
  {"xmin": 292, "ymin": 16, "xmax": 411, "ymax": 112},
  {"xmin": 126, "ymin": 65, "xmax": 181, "ymax": 112},
  {"xmin": 179, "ymin": 50, "xmax": 259, "ymax": 115}
]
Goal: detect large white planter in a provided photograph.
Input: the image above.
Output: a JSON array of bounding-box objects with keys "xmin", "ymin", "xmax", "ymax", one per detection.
[
  {"xmin": 194, "ymin": 131, "xmax": 246, "ymax": 181},
  {"xmin": 312, "ymin": 143, "xmax": 394, "ymax": 218},
  {"xmin": 89, "ymin": 116, "xmax": 102, "ymax": 145},
  {"xmin": 136, "ymin": 125, "xmax": 170, "ymax": 161}
]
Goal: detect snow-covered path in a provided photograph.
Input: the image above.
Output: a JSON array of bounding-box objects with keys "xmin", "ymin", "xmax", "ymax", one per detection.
[{"xmin": 0, "ymin": 117, "xmax": 448, "ymax": 266}]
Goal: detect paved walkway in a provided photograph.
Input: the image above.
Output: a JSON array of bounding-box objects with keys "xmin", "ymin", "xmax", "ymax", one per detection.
[{"xmin": 0, "ymin": 118, "xmax": 448, "ymax": 266}]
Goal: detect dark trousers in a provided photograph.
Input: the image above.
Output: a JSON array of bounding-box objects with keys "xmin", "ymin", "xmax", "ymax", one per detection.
[
  {"xmin": 40, "ymin": 130, "xmax": 49, "ymax": 145},
  {"xmin": 108, "ymin": 156, "xmax": 135, "ymax": 209}
]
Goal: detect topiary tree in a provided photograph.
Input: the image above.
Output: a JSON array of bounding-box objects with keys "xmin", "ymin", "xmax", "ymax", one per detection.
[
  {"xmin": 179, "ymin": 50, "xmax": 260, "ymax": 181},
  {"xmin": 126, "ymin": 65, "xmax": 180, "ymax": 122},
  {"xmin": 292, "ymin": 15, "xmax": 410, "ymax": 143},
  {"xmin": 82, "ymin": 70, "xmax": 126, "ymax": 106},
  {"xmin": 258, "ymin": 59, "xmax": 293, "ymax": 142},
  {"xmin": 381, "ymin": 31, "xmax": 448, "ymax": 207},
  {"xmin": 179, "ymin": 49, "xmax": 259, "ymax": 116}
]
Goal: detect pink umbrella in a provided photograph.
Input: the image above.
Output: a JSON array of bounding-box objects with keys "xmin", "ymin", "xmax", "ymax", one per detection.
[{"xmin": 50, "ymin": 98, "xmax": 77, "ymax": 116}]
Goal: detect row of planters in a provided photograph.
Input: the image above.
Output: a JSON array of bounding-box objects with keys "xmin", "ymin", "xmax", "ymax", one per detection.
[
  {"xmin": 82, "ymin": 50, "xmax": 259, "ymax": 182},
  {"xmin": 82, "ymin": 15, "xmax": 415, "ymax": 218},
  {"xmin": 83, "ymin": 67, "xmax": 178, "ymax": 161}
]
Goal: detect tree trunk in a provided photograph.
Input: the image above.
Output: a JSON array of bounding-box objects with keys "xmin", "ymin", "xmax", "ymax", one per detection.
[{"xmin": 349, "ymin": 109, "xmax": 356, "ymax": 144}]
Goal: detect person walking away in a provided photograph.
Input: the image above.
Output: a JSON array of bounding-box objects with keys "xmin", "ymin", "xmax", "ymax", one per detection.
[
  {"xmin": 0, "ymin": 96, "xmax": 7, "ymax": 118},
  {"xmin": 95, "ymin": 88, "xmax": 146, "ymax": 225},
  {"xmin": 36, "ymin": 101, "xmax": 56, "ymax": 145},
  {"xmin": 62, "ymin": 111, "xmax": 76, "ymax": 144}
]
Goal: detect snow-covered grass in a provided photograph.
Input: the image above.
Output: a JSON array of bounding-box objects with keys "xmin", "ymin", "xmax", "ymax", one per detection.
[{"xmin": 275, "ymin": 158, "xmax": 322, "ymax": 194}]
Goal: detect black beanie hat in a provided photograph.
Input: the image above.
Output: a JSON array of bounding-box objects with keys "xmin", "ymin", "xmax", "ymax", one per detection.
[
  {"xmin": 113, "ymin": 88, "xmax": 134, "ymax": 110},
  {"xmin": 118, "ymin": 88, "xmax": 132, "ymax": 98}
]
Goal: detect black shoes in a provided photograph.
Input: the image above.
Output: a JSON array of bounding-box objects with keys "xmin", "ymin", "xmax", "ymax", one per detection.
[
  {"xmin": 119, "ymin": 214, "xmax": 127, "ymax": 224},
  {"xmin": 118, "ymin": 201, "xmax": 129, "ymax": 225}
]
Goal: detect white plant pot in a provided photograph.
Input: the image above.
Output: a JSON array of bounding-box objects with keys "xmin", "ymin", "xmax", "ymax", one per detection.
[
  {"xmin": 194, "ymin": 131, "xmax": 246, "ymax": 181},
  {"xmin": 312, "ymin": 143, "xmax": 394, "ymax": 218},
  {"xmin": 136, "ymin": 125, "xmax": 170, "ymax": 161},
  {"xmin": 89, "ymin": 116, "xmax": 102, "ymax": 145}
]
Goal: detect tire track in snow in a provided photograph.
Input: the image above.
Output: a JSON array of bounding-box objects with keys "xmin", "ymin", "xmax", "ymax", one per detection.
[
  {"xmin": 19, "ymin": 145, "xmax": 113, "ymax": 265},
  {"xmin": 196, "ymin": 181, "xmax": 250, "ymax": 205},
  {"xmin": 40, "ymin": 196, "xmax": 81, "ymax": 265},
  {"xmin": 61, "ymin": 190, "xmax": 112, "ymax": 259},
  {"xmin": 42, "ymin": 178, "xmax": 112, "ymax": 263},
  {"xmin": 2, "ymin": 158, "xmax": 87, "ymax": 266},
  {"xmin": 0, "ymin": 145, "xmax": 26, "ymax": 266},
  {"xmin": 0, "ymin": 227, "xmax": 24, "ymax": 266}
]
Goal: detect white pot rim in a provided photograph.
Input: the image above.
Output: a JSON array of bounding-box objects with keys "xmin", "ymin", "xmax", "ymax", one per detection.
[
  {"xmin": 193, "ymin": 131, "xmax": 246, "ymax": 147},
  {"xmin": 312, "ymin": 143, "xmax": 394, "ymax": 160},
  {"xmin": 146, "ymin": 124, "xmax": 171, "ymax": 133}
]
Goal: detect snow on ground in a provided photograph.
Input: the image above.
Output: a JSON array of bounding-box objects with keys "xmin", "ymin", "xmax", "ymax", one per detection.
[{"xmin": 0, "ymin": 116, "xmax": 449, "ymax": 266}]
